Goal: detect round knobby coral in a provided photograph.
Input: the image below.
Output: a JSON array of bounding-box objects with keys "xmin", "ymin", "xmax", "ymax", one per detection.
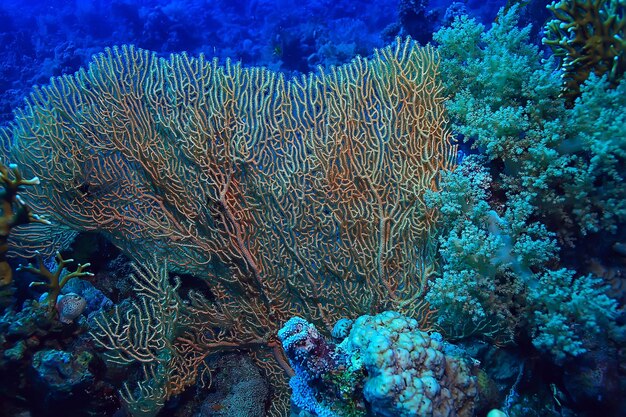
[
  {"xmin": 279, "ymin": 312, "xmax": 481, "ymax": 417},
  {"xmin": 339, "ymin": 311, "xmax": 479, "ymax": 417}
]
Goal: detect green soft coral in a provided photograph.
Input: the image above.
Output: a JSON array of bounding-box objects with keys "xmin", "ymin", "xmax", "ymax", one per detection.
[
  {"xmin": 425, "ymin": 157, "xmax": 555, "ymax": 343},
  {"xmin": 514, "ymin": 73, "xmax": 626, "ymax": 236},
  {"xmin": 557, "ymin": 74, "xmax": 626, "ymax": 233},
  {"xmin": 437, "ymin": 6, "xmax": 564, "ymax": 164},
  {"xmin": 436, "ymin": 6, "xmax": 626, "ymax": 238},
  {"xmin": 427, "ymin": 156, "xmax": 619, "ymax": 361},
  {"xmin": 430, "ymin": 6, "xmax": 623, "ymax": 359},
  {"xmin": 529, "ymin": 269, "xmax": 618, "ymax": 362},
  {"xmin": 435, "ymin": 7, "xmax": 541, "ymax": 106}
]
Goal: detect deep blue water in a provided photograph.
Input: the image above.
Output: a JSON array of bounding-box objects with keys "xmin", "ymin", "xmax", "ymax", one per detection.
[{"xmin": 0, "ymin": 0, "xmax": 514, "ymax": 125}]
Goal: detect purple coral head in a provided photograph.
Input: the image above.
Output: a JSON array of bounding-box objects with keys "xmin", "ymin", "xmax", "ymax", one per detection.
[
  {"xmin": 278, "ymin": 317, "xmax": 337, "ymax": 378},
  {"xmin": 278, "ymin": 316, "xmax": 322, "ymax": 359}
]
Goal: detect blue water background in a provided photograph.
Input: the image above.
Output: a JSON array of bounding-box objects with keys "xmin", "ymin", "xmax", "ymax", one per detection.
[{"xmin": 0, "ymin": 0, "xmax": 511, "ymax": 125}]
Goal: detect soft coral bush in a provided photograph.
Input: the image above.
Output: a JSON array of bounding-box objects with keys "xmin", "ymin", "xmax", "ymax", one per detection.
[
  {"xmin": 529, "ymin": 268, "xmax": 618, "ymax": 362},
  {"xmin": 427, "ymin": 6, "xmax": 623, "ymax": 361},
  {"xmin": 427, "ymin": 156, "xmax": 619, "ymax": 361},
  {"xmin": 437, "ymin": 5, "xmax": 626, "ymax": 241}
]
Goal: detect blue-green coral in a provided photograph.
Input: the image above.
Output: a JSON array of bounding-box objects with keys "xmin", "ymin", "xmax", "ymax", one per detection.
[
  {"xmin": 529, "ymin": 268, "xmax": 618, "ymax": 361},
  {"xmin": 436, "ymin": 6, "xmax": 626, "ymax": 238},
  {"xmin": 426, "ymin": 6, "xmax": 623, "ymax": 361},
  {"xmin": 425, "ymin": 157, "xmax": 556, "ymax": 344},
  {"xmin": 278, "ymin": 312, "xmax": 480, "ymax": 417},
  {"xmin": 427, "ymin": 156, "xmax": 619, "ymax": 360}
]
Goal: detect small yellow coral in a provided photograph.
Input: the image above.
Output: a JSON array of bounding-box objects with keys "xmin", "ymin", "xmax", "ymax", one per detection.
[
  {"xmin": 543, "ymin": 0, "xmax": 626, "ymax": 101},
  {"xmin": 0, "ymin": 163, "xmax": 49, "ymax": 286}
]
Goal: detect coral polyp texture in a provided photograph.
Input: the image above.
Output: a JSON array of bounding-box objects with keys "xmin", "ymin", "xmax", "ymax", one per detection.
[
  {"xmin": 278, "ymin": 311, "xmax": 480, "ymax": 417},
  {"xmin": 543, "ymin": 0, "xmax": 626, "ymax": 100}
]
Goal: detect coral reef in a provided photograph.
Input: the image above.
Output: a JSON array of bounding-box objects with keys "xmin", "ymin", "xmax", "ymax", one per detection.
[
  {"xmin": 31, "ymin": 349, "xmax": 94, "ymax": 395},
  {"xmin": 0, "ymin": 296, "xmax": 118, "ymax": 416},
  {"xmin": 0, "ymin": 3, "xmax": 623, "ymax": 417},
  {"xmin": 2, "ymin": 37, "xmax": 456, "ymax": 416},
  {"xmin": 278, "ymin": 311, "xmax": 480, "ymax": 417}
]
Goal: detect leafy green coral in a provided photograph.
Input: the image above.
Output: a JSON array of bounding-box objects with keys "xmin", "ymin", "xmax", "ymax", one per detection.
[
  {"xmin": 428, "ymin": 6, "xmax": 623, "ymax": 360},
  {"xmin": 529, "ymin": 268, "xmax": 618, "ymax": 362},
  {"xmin": 437, "ymin": 5, "xmax": 626, "ymax": 239}
]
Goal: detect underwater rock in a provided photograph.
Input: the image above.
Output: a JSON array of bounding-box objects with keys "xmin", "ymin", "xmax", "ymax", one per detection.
[
  {"xmin": 5, "ymin": 300, "xmax": 56, "ymax": 338},
  {"xmin": 0, "ymin": 297, "xmax": 91, "ymax": 413},
  {"xmin": 562, "ymin": 349, "xmax": 620, "ymax": 412},
  {"xmin": 4, "ymin": 339, "xmax": 27, "ymax": 361},
  {"xmin": 31, "ymin": 349, "xmax": 94, "ymax": 392},
  {"xmin": 481, "ymin": 344, "xmax": 525, "ymax": 387},
  {"xmin": 26, "ymin": 348, "xmax": 119, "ymax": 417},
  {"xmin": 193, "ymin": 353, "xmax": 270, "ymax": 417}
]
